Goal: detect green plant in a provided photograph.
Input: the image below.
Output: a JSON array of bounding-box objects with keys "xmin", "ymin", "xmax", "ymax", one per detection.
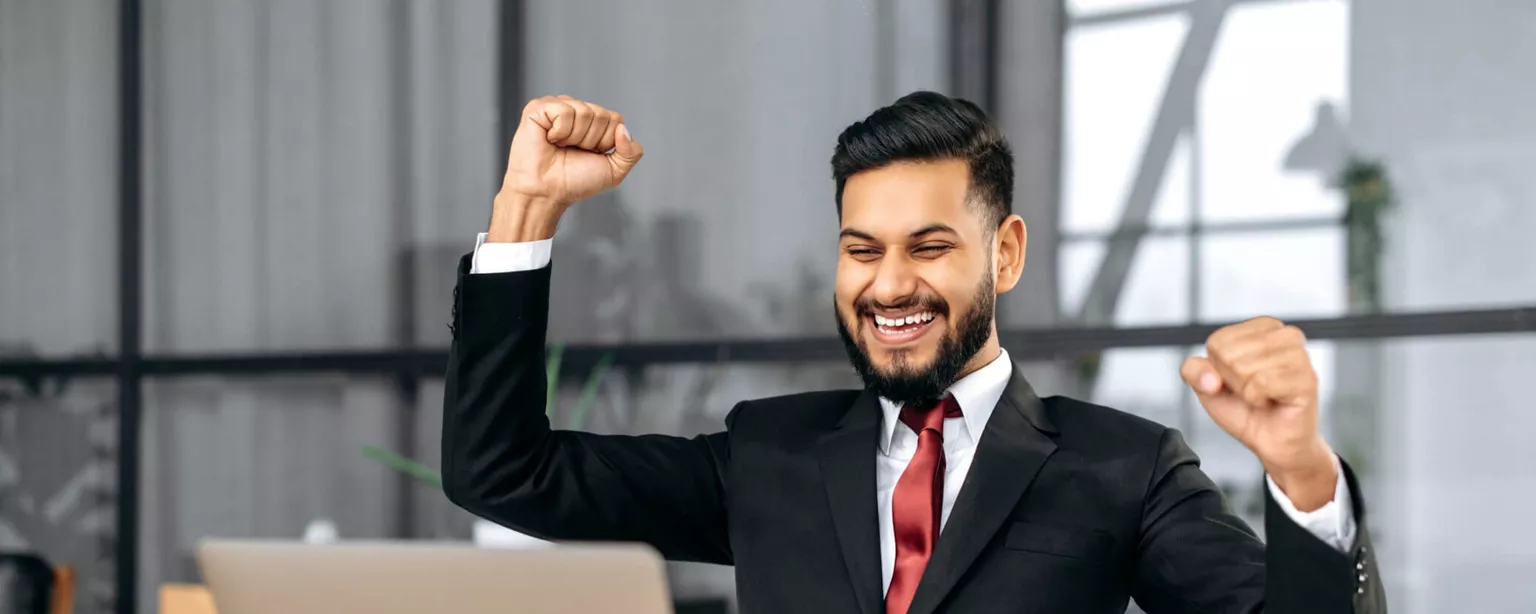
[
  {"xmin": 1337, "ymin": 157, "xmax": 1396, "ymax": 313},
  {"xmin": 362, "ymin": 344, "xmax": 617, "ymax": 488},
  {"xmin": 361, "ymin": 445, "xmax": 443, "ymax": 489}
]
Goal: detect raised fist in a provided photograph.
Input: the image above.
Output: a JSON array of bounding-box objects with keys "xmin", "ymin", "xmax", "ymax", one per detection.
[
  {"xmin": 1181, "ymin": 316, "xmax": 1339, "ymax": 510},
  {"xmin": 490, "ymin": 95, "xmax": 643, "ymax": 242}
]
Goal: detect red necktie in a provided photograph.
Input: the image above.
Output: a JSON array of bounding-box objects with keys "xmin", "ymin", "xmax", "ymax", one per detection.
[{"xmin": 885, "ymin": 395, "xmax": 963, "ymax": 614}]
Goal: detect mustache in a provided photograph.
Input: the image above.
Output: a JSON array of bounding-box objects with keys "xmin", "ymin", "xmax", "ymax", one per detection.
[{"xmin": 853, "ymin": 294, "xmax": 949, "ymax": 318}]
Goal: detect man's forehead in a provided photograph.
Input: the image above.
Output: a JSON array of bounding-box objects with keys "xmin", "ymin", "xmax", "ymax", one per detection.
[
  {"xmin": 842, "ymin": 160, "xmax": 970, "ymax": 199},
  {"xmin": 839, "ymin": 195, "xmax": 980, "ymax": 243}
]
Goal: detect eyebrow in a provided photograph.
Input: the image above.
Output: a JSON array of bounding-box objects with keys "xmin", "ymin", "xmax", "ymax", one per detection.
[{"xmin": 838, "ymin": 224, "xmax": 959, "ymax": 241}]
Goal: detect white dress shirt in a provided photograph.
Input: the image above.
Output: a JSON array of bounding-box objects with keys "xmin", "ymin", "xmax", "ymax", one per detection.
[
  {"xmin": 470, "ymin": 232, "xmax": 1358, "ymax": 594},
  {"xmin": 874, "ymin": 345, "xmax": 1011, "ymax": 594}
]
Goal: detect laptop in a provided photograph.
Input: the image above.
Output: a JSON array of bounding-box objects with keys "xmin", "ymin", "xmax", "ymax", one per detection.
[{"xmin": 196, "ymin": 539, "xmax": 673, "ymax": 614}]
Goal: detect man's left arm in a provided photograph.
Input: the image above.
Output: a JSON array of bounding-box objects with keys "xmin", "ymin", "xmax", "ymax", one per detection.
[
  {"xmin": 1266, "ymin": 454, "xmax": 1354, "ymax": 552},
  {"xmin": 1263, "ymin": 455, "xmax": 1386, "ymax": 613},
  {"xmin": 1179, "ymin": 316, "xmax": 1386, "ymax": 613},
  {"xmin": 1130, "ymin": 429, "xmax": 1386, "ymax": 614}
]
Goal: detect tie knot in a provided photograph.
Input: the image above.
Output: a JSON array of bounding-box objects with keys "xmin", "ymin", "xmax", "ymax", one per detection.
[{"xmin": 900, "ymin": 395, "xmax": 962, "ymax": 435}]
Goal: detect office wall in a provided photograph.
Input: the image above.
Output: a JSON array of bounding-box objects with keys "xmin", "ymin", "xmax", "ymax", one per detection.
[
  {"xmin": 995, "ymin": 0, "xmax": 1073, "ymax": 395},
  {"xmin": 1352, "ymin": 0, "xmax": 1536, "ymax": 610}
]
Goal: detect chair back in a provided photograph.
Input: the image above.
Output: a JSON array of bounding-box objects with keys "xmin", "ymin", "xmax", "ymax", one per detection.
[
  {"xmin": 0, "ymin": 553, "xmax": 53, "ymax": 614},
  {"xmin": 48, "ymin": 567, "xmax": 73, "ymax": 614}
]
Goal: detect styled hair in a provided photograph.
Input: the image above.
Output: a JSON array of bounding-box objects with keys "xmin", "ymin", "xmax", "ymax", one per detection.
[{"xmin": 831, "ymin": 91, "xmax": 1013, "ymax": 229}]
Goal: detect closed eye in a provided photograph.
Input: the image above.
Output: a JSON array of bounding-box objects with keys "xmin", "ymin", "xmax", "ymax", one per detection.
[{"xmin": 843, "ymin": 246, "xmax": 883, "ymax": 263}]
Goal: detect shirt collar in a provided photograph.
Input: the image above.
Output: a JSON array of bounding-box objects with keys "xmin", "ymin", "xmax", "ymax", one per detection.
[{"xmin": 878, "ymin": 349, "xmax": 1013, "ymax": 455}]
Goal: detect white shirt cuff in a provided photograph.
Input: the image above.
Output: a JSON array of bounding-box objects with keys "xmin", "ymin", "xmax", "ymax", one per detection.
[
  {"xmin": 1265, "ymin": 454, "xmax": 1357, "ymax": 552},
  {"xmin": 471, "ymin": 232, "xmax": 553, "ymax": 274}
]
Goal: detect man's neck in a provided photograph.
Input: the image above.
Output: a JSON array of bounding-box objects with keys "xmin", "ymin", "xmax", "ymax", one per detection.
[{"xmin": 954, "ymin": 340, "xmax": 1003, "ymax": 381}]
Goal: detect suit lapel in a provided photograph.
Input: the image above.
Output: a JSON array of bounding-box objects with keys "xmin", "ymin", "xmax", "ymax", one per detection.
[
  {"xmin": 816, "ymin": 390, "xmax": 884, "ymax": 614},
  {"xmin": 907, "ymin": 367, "xmax": 1058, "ymax": 614}
]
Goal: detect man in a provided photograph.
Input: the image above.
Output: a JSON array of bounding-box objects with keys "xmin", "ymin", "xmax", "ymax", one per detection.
[{"xmin": 443, "ymin": 92, "xmax": 1386, "ymax": 613}]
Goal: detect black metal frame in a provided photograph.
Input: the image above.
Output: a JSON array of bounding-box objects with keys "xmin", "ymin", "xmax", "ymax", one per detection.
[
  {"xmin": 0, "ymin": 1, "xmax": 1532, "ymax": 612},
  {"xmin": 115, "ymin": 1, "xmax": 144, "ymax": 612},
  {"xmin": 3, "ymin": 305, "xmax": 1533, "ymax": 382},
  {"xmin": 950, "ymin": 0, "xmax": 1000, "ymax": 112}
]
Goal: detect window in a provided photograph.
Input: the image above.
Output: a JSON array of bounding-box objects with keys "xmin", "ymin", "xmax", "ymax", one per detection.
[{"xmin": 1061, "ymin": 0, "xmax": 1351, "ymax": 327}]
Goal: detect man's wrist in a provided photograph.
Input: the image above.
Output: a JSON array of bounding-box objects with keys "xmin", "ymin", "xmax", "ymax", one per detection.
[
  {"xmin": 1264, "ymin": 439, "xmax": 1339, "ymax": 512},
  {"xmin": 487, "ymin": 191, "xmax": 563, "ymax": 243}
]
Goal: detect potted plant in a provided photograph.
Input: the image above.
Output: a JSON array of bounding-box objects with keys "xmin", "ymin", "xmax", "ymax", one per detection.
[
  {"xmin": 1337, "ymin": 157, "xmax": 1396, "ymax": 313},
  {"xmin": 361, "ymin": 343, "xmax": 616, "ymax": 547}
]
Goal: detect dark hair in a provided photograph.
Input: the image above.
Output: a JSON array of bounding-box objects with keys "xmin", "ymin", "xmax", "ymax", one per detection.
[{"xmin": 831, "ymin": 91, "xmax": 1013, "ymax": 229}]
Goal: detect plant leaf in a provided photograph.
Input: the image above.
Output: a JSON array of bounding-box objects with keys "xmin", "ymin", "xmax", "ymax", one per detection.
[
  {"xmin": 545, "ymin": 342, "xmax": 565, "ymax": 417},
  {"xmin": 360, "ymin": 444, "xmax": 442, "ymax": 489}
]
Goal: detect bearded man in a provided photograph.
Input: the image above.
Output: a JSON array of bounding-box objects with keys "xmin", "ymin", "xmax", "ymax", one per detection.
[{"xmin": 442, "ymin": 92, "xmax": 1386, "ymax": 614}]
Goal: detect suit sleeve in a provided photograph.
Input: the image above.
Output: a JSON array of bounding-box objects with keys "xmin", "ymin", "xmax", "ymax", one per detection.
[
  {"xmin": 441, "ymin": 255, "xmax": 734, "ymax": 565},
  {"xmin": 1130, "ymin": 428, "xmax": 1386, "ymax": 614},
  {"xmin": 1263, "ymin": 458, "xmax": 1386, "ymax": 613}
]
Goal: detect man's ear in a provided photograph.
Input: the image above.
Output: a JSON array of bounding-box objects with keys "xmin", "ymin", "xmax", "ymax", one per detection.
[{"xmin": 994, "ymin": 215, "xmax": 1027, "ymax": 294}]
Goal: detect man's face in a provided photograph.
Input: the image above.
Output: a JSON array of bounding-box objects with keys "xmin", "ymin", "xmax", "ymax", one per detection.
[{"xmin": 834, "ymin": 159, "xmax": 999, "ymax": 404}]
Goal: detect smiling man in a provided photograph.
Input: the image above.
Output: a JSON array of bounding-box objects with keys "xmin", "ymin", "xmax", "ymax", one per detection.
[{"xmin": 442, "ymin": 92, "xmax": 1387, "ymax": 613}]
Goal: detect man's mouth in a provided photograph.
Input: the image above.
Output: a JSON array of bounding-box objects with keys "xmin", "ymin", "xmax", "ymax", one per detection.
[{"xmin": 867, "ymin": 310, "xmax": 940, "ymax": 345}]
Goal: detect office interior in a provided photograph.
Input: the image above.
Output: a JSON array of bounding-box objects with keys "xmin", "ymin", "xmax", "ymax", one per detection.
[{"xmin": 1, "ymin": 0, "xmax": 1533, "ymax": 612}]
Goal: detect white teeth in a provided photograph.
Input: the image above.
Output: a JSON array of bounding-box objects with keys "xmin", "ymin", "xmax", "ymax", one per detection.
[{"xmin": 874, "ymin": 312, "xmax": 937, "ymax": 328}]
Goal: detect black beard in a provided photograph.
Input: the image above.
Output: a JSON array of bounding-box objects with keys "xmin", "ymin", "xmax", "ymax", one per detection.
[{"xmin": 835, "ymin": 275, "xmax": 996, "ymax": 406}]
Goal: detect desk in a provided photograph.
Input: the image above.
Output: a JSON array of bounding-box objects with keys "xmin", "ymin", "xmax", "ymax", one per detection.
[
  {"xmin": 159, "ymin": 584, "xmax": 216, "ymax": 614},
  {"xmin": 158, "ymin": 583, "xmax": 726, "ymax": 614}
]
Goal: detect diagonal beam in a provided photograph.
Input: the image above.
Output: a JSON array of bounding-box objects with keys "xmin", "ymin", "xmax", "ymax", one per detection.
[{"xmin": 1075, "ymin": 0, "xmax": 1229, "ymax": 325}]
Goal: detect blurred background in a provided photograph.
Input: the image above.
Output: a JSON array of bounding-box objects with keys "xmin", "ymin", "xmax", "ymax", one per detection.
[{"xmin": 2, "ymin": 0, "xmax": 1534, "ymax": 612}]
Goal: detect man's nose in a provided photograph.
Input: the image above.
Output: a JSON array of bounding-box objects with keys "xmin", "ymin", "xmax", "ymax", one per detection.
[{"xmin": 869, "ymin": 256, "xmax": 918, "ymax": 307}]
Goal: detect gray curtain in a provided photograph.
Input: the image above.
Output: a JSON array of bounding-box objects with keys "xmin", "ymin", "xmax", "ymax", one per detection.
[
  {"xmin": 1, "ymin": 1, "xmax": 121, "ymax": 613},
  {"xmin": 0, "ymin": 0, "xmax": 119, "ymax": 359},
  {"xmin": 136, "ymin": 1, "xmax": 497, "ymax": 613}
]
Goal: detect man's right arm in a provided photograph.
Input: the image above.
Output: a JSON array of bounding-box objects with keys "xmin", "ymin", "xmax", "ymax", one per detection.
[
  {"xmin": 442, "ymin": 95, "xmax": 734, "ymax": 565},
  {"xmin": 443, "ymin": 239, "xmax": 736, "ymax": 564}
]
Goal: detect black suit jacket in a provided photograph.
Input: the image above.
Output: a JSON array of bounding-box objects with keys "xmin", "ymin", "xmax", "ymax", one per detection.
[{"xmin": 443, "ymin": 260, "xmax": 1388, "ymax": 614}]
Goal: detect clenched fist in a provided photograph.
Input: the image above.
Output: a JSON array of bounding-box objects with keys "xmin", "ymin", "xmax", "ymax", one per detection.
[
  {"xmin": 1181, "ymin": 317, "xmax": 1339, "ymax": 511},
  {"xmin": 489, "ymin": 95, "xmax": 644, "ymax": 243}
]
